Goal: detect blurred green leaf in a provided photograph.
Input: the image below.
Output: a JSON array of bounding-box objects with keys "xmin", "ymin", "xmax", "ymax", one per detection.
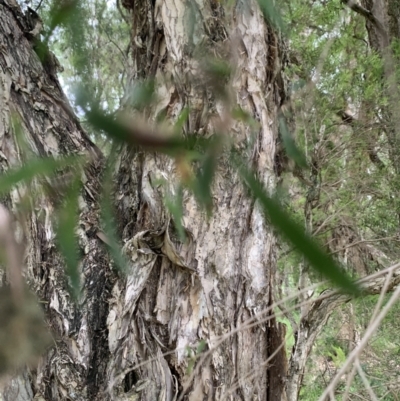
[
  {"xmin": 128, "ymin": 80, "xmax": 155, "ymax": 110},
  {"xmin": 279, "ymin": 115, "xmax": 308, "ymax": 168},
  {"xmin": 202, "ymin": 58, "xmax": 231, "ymax": 98},
  {"xmin": 0, "ymin": 155, "xmax": 84, "ymax": 196},
  {"xmin": 204, "ymin": 58, "xmax": 231, "ymax": 80},
  {"xmin": 256, "ymin": 0, "xmax": 286, "ymax": 32},
  {"xmin": 100, "ymin": 147, "xmax": 129, "ymax": 274},
  {"xmin": 186, "ymin": 346, "xmax": 195, "ymax": 375},
  {"xmin": 190, "ymin": 149, "xmax": 218, "ymax": 215},
  {"xmin": 84, "ymin": 108, "xmax": 182, "ymax": 152},
  {"xmin": 196, "ymin": 339, "xmax": 207, "ymax": 354},
  {"xmin": 236, "ymin": 159, "xmax": 360, "ymax": 295},
  {"xmin": 174, "ymin": 107, "xmax": 189, "ymax": 133},
  {"xmin": 56, "ymin": 177, "xmax": 81, "ymax": 300},
  {"xmin": 79, "ymin": 101, "xmax": 214, "ymax": 156},
  {"xmin": 186, "ymin": 340, "xmax": 206, "ymax": 375},
  {"xmin": 232, "ymin": 107, "xmax": 253, "ymax": 123},
  {"xmin": 164, "ymin": 185, "xmax": 186, "ymax": 242},
  {"xmin": 328, "ymin": 345, "xmax": 346, "ymax": 367},
  {"xmin": 47, "ymin": 0, "xmax": 80, "ymax": 38}
]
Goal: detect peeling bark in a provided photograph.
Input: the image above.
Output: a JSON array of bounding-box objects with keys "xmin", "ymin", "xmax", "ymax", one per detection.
[
  {"xmin": 3, "ymin": 0, "xmax": 400, "ymax": 400},
  {"xmin": 109, "ymin": 0, "xmax": 288, "ymax": 399},
  {"xmin": 0, "ymin": 1, "xmax": 111, "ymax": 400},
  {"xmin": 0, "ymin": 0, "xmax": 289, "ymax": 400}
]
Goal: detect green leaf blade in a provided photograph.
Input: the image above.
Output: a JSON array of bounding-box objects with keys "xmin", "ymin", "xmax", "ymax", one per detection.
[
  {"xmin": 237, "ymin": 162, "xmax": 360, "ymax": 295},
  {"xmin": 0, "ymin": 155, "xmax": 84, "ymax": 196},
  {"xmin": 56, "ymin": 178, "xmax": 81, "ymax": 300}
]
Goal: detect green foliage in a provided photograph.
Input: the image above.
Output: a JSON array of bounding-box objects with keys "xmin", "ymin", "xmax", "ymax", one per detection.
[
  {"xmin": 276, "ymin": 0, "xmax": 400, "ymax": 398},
  {"xmin": 278, "ymin": 0, "xmax": 400, "ymax": 279},
  {"xmin": 257, "ymin": 0, "xmax": 286, "ymax": 32},
  {"xmin": 55, "ymin": 177, "xmax": 82, "ymax": 300},
  {"xmin": 28, "ymin": 0, "xmax": 130, "ymax": 145},
  {"xmin": 327, "ymin": 345, "xmax": 346, "ymax": 367},
  {"xmin": 299, "ymin": 381, "xmax": 325, "ymax": 401},
  {"xmin": 276, "ymin": 315, "xmax": 296, "ymax": 354},
  {"xmin": 163, "ymin": 185, "xmax": 186, "ymax": 241},
  {"xmin": 0, "ymin": 155, "xmax": 84, "ymax": 196},
  {"xmin": 279, "ymin": 114, "xmax": 308, "ymax": 169},
  {"xmin": 236, "ymin": 159, "xmax": 360, "ymax": 294},
  {"xmin": 185, "ymin": 340, "xmax": 207, "ymax": 375}
]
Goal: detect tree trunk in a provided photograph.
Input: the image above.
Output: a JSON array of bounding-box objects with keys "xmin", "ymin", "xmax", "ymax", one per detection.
[
  {"xmin": 356, "ymin": 0, "xmax": 400, "ymax": 174},
  {"xmin": 0, "ymin": 0, "xmax": 288, "ymax": 400},
  {"xmin": 0, "ymin": 2, "xmax": 111, "ymax": 401}
]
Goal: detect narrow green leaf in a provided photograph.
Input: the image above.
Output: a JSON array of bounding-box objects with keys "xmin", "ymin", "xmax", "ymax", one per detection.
[
  {"xmin": 164, "ymin": 186, "xmax": 186, "ymax": 242},
  {"xmin": 0, "ymin": 155, "xmax": 84, "ymax": 196},
  {"xmin": 279, "ymin": 116, "xmax": 308, "ymax": 168},
  {"xmin": 101, "ymin": 198, "xmax": 129, "ymax": 275},
  {"xmin": 191, "ymin": 150, "xmax": 217, "ymax": 215},
  {"xmin": 236, "ymin": 161, "xmax": 360, "ymax": 295},
  {"xmin": 100, "ymin": 148, "xmax": 129, "ymax": 274},
  {"xmin": 185, "ymin": 346, "xmax": 195, "ymax": 375},
  {"xmin": 81, "ymin": 104, "xmax": 214, "ymax": 157},
  {"xmin": 56, "ymin": 177, "xmax": 81, "ymax": 300},
  {"xmin": 84, "ymin": 108, "xmax": 180, "ymax": 152},
  {"xmin": 174, "ymin": 107, "xmax": 190, "ymax": 133},
  {"xmin": 256, "ymin": 0, "xmax": 286, "ymax": 32}
]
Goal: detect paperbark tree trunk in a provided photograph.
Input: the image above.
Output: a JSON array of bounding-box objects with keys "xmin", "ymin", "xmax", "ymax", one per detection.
[
  {"xmin": 0, "ymin": 0, "xmax": 288, "ymax": 400},
  {"xmin": 351, "ymin": 0, "xmax": 400, "ymax": 174}
]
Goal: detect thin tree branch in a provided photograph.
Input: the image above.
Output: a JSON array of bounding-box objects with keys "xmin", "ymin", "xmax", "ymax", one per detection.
[
  {"xmin": 318, "ymin": 279, "xmax": 400, "ymax": 400},
  {"xmin": 329, "ymin": 236, "xmax": 399, "ymax": 255},
  {"xmin": 341, "ymin": 0, "xmax": 386, "ymax": 37},
  {"xmin": 336, "ymin": 109, "xmax": 385, "ymax": 169}
]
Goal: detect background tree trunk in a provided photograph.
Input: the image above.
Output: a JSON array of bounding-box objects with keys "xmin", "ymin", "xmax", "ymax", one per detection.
[
  {"xmin": 0, "ymin": 0, "xmax": 288, "ymax": 401},
  {"xmin": 359, "ymin": 0, "xmax": 400, "ymax": 175}
]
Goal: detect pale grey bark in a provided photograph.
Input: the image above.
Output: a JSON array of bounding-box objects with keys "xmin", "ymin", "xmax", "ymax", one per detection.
[
  {"xmin": 109, "ymin": 0, "xmax": 287, "ymax": 399},
  {"xmin": 0, "ymin": 1, "xmax": 110, "ymax": 400},
  {"xmin": 2, "ymin": 0, "xmax": 400, "ymax": 400},
  {"xmin": 0, "ymin": 0, "xmax": 288, "ymax": 400}
]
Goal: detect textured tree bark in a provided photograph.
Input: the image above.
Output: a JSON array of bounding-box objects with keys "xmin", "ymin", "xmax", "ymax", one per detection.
[
  {"xmin": 0, "ymin": 0, "xmax": 288, "ymax": 401},
  {"xmin": 0, "ymin": 1, "xmax": 111, "ymax": 400},
  {"xmin": 109, "ymin": 0, "xmax": 288, "ymax": 400}
]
